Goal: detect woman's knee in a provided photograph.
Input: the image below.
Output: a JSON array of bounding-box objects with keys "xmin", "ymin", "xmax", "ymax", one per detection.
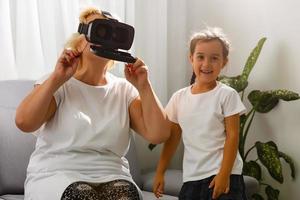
[
  {"xmin": 100, "ymin": 180, "xmax": 140, "ymax": 200},
  {"xmin": 61, "ymin": 181, "xmax": 99, "ymax": 200}
]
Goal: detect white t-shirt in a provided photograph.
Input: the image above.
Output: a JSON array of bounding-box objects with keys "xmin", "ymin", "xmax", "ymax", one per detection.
[
  {"xmin": 24, "ymin": 72, "xmax": 140, "ymax": 200},
  {"xmin": 166, "ymin": 81, "xmax": 246, "ymax": 183}
]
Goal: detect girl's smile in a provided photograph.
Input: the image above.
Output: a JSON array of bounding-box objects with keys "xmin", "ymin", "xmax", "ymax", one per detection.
[{"xmin": 200, "ymin": 69, "xmax": 213, "ymax": 74}]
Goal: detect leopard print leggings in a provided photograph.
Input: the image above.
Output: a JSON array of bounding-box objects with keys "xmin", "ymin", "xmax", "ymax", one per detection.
[{"xmin": 61, "ymin": 179, "xmax": 140, "ymax": 200}]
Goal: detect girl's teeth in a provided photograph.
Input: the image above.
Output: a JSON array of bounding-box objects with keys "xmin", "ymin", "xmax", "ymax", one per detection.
[{"xmin": 201, "ymin": 70, "xmax": 212, "ymax": 74}]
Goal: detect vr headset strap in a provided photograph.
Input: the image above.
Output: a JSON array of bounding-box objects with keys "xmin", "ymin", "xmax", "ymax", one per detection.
[
  {"xmin": 77, "ymin": 23, "xmax": 88, "ymax": 34},
  {"xmin": 78, "ymin": 10, "xmax": 115, "ymax": 34},
  {"xmin": 101, "ymin": 11, "xmax": 116, "ymax": 20}
]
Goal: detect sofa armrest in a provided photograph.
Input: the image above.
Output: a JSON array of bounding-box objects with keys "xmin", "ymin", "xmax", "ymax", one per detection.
[
  {"xmin": 244, "ymin": 175, "xmax": 259, "ymax": 199},
  {"xmin": 142, "ymin": 169, "xmax": 183, "ymax": 197},
  {"xmin": 141, "ymin": 170, "xmax": 259, "ymax": 199}
]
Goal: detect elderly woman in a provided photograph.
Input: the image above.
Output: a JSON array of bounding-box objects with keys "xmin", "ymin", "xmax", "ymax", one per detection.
[{"xmin": 15, "ymin": 7, "xmax": 170, "ymax": 200}]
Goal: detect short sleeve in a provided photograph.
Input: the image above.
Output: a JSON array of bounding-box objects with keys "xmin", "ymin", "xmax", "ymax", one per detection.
[
  {"xmin": 126, "ymin": 81, "xmax": 139, "ymax": 105},
  {"xmin": 35, "ymin": 73, "xmax": 63, "ymax": 106},
  {"xmin": 165, "ymin": 93, "xmax": 179, "ymax": 123},
  {"xmin": 223, "ymin": 89, "xmax": 246, "ymax": 117}
]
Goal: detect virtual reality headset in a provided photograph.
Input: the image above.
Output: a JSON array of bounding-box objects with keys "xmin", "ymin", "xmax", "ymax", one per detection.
[{"xmin": 78, "ymin": 11, "xmax": 136, "ymax": 63}]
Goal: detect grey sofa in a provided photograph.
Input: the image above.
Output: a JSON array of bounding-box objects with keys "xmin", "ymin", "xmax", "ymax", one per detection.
[{"xmin": 0, "ymin": 80, "xmax": 259, "ymax": 200}]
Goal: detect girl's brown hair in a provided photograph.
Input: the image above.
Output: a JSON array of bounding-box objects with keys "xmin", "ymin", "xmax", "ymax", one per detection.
[{"xmin": 189, "ymin": 27, "xmax": 230, "ymax": 58}]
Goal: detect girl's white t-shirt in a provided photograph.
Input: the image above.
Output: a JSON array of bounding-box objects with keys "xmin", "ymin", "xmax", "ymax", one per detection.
[
  {"xmin": 24, "ymin": 72, "xmax": 140, "ymax": 200},
  {"xmin": 166, "ymin": 81, "xmax": 246, "ymax": 183}
]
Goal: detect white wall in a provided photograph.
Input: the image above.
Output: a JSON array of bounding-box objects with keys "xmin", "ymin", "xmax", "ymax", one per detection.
[{"xmin": 134, "ymin": 0, "xmax": 300, "ymax": 199}]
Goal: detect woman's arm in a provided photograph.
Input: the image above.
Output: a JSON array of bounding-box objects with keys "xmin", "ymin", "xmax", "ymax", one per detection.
[
  {"xmin": 15, "ymin": 49, "xmax": 80, "ymax": 132},
  {"xmin": 126, "ymin": 59, "xmax": 170, "ymax": 144},
  {"xmin": 15, "ymin": 75, "xmax": 61, "ymax": 132},
  {"xmin": 129, "ymin": 87, "xmax": 170, "ymax": 144},
  {"xmin": 209, "ymin": 113, "xmax": 240, "ymax": 199}
]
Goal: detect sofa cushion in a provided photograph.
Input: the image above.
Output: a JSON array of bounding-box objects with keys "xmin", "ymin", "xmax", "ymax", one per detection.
[
  {"xmin": 0, "ymin": 80, "xmax": 35, "ymax": 108},
  {"xmin": 125, "ymin": 135, "xmax": 143, "ymax": 188},
  {"xmin": 142, "ymin": 191, "xmax": 178, "ymax": 200},
  {"xmin": 0, "ymin": 80, "xmax": 36, "ymax": 195},
  {"xmin": 0, "ymin": 106, "xmax": 36, "ymax": 195},
  {"xmin": 142, "ymin": 169, "xmax": 183, "ymax": 197},
  {"xmin": 0, "ymin": 194, "xmax": 24, "ymax": 200},
  {"xmin": 244, "ymin": 175, "xmax": 260, "ymax": 199}
]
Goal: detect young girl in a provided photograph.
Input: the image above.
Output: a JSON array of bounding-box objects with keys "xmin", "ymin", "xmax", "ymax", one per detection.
[{"xmin": 153, "ymin": 27, "xmax": 247, "ymax": 200}]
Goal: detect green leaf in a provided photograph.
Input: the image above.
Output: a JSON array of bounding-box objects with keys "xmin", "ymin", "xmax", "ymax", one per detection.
[
  {"xmin": 219, "ymin": 38, "xmax": 267, "ymax": 94},
  {"xmin": 243, "ymin": 161, "xmax": 262, "ymax": 181},
  {"xmin": 279, "ymin": 151, "xmax": 296, "ymax": 179},
  {"xmin": 255, "ymin": 141, "xmax": 283, "ymax": 183},
  {"xmin": 248, "ymin": 90, "xmax": 279, "ymax": 113},
  {"xmin": 240, "ymin": 113, "xmax": 247, "ymax": 127},
  {"xmin": 271, "ymin": 89, "xmax": 300, "ymax": 101},
  {"xmin": 265, "ymin": 185, "xmax": 280, "ymax": 200},
  {"xmin": 218, "ymin": 75, "xmax": 248, "ymax": 93},
  {"xmin": 252, "ymin": 193, "xmax": 264, "ymax": 200},
  {"xmin": 248, "ymin": 90, "xmax": 300, "ymax": 113},
  {"xmin": 148, "ymin": 143, "xmax": 157, "ymax": 151},
  {"xmin": 242, "ymin": 37, "xmax": 267, "ymax": 80}
]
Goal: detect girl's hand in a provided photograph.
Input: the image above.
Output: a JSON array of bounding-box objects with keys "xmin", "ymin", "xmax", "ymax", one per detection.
[
  {"xmin": 124, "ymin": 58, "xmax": 149, "ymax": 91},
  {"xmin": 153, "ymin": 173, "xmax": 165, "ymax": 198},
  {"xmin": 209, "ymin": 174, "xmax": 230, "ymax": 199}
]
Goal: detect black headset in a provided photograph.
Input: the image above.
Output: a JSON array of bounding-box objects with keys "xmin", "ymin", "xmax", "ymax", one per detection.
[{"xmin": 78, "ymin": 11, "xmax": 136, "ymax": 63}]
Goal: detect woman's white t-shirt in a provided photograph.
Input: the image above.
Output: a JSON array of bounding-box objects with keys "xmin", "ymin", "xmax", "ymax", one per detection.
[
  {"xmin": 24, "ymin": 72, "xmax": 140, "ymax": 200},
  {"xmin": 165, "ymin": 81, "xmax": 246, "ymax": 183}
]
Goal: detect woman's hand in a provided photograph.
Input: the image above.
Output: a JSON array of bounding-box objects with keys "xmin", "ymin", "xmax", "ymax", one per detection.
[
  {"xmin": 209, "ymin": 173, "xmax": 230, "ymax": 199},
  {"xmin": 15, "ymin": 48, "xmax": 81, "ymax": 132},
  {"xmin": 52, "ymin": 49, "xmax": 81, "ymax": 84},
  {"xmin": 124, "ymin": 58, "xmax": 149, "ymax": 91},
  {"xmin": 153, "ymin": 172, "xmax": 165, "ymax": 198}
]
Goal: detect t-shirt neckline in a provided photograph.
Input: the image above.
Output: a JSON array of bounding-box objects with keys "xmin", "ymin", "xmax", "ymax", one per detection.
[
  {"xmin": 189, "ymin": 81, "xmax": 221, "ymax": 97},
  {"xmin": 70, "ymin": 73, "xmax": 113, "ymax": 89}
]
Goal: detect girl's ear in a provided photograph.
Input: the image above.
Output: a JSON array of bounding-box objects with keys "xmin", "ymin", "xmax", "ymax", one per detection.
[
  {"xmin": 189, "ymin": 53, "xmax": 193, "ymax": 64},
  {"xmin": 222, "ymin": 57, "xmax": 228, "ymax": 68}
]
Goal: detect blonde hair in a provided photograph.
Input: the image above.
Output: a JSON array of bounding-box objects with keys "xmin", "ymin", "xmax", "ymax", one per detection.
[
  {"xmin": 189, "ymin": 27, "xmax": 230, "ymax": 58},
  {"xmin": 64, "ymin": 7, "xmax": 114, "ymax": 69}
]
